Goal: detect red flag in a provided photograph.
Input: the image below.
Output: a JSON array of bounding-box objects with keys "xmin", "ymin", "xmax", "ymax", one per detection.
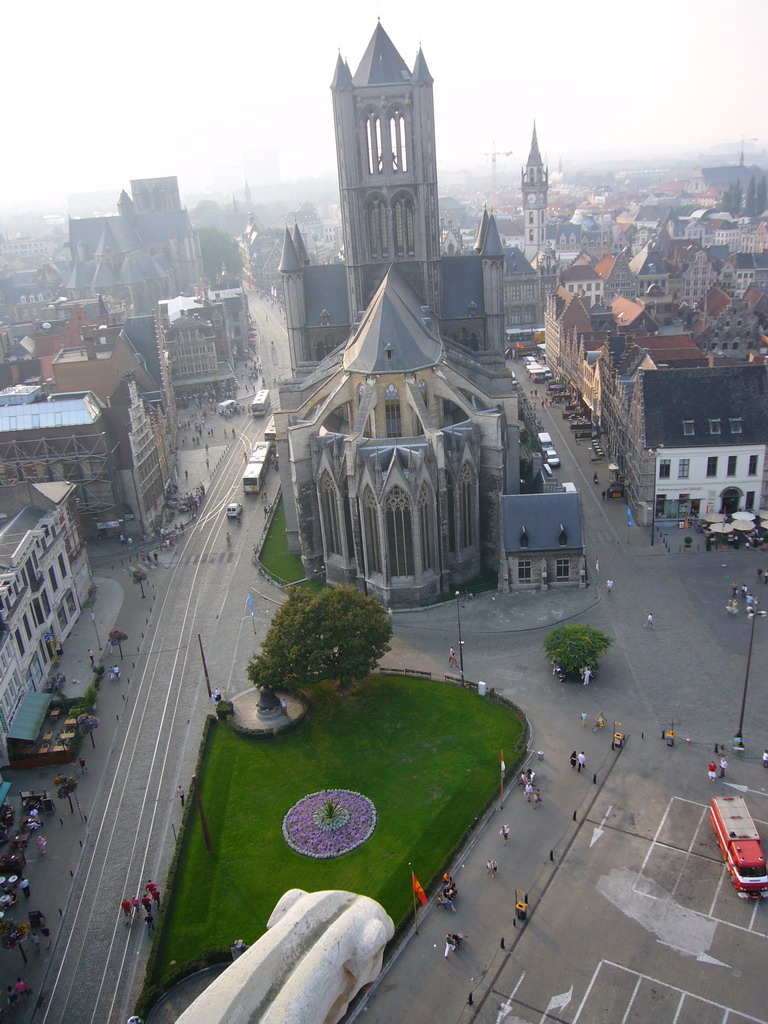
[{"xmin": 411, "ymin": 871, "xmax": 427, "ymax": 905}]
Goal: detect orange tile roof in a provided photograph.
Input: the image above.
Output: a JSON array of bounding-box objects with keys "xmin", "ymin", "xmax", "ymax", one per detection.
[
  {"xmin": 704, "ymin": 285, "xmax": 732, "ymax": 318},
  {"xmin": 593, "ymin": 255, "xmax": 615, "ymax": 279},
  {"xmin": 611, "ymin": 296, "xmax": 646, "ymax": 326}
]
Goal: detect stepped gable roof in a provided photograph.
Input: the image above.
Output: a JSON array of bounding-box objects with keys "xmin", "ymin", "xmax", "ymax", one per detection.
[
  {"xmin": 527, "ymin": 123, "xmax": 543, "ymax": 167},
  {"xmin": 504, "ymin": 247, "xmax": 535, "ymax": 276},
  {"xmin": 342, "ymin": 266, "xmax": 442, "ymax": 374},
  {"xmin": 480, "ymin": 215, "xmax": 504, "ymax": 258},
  {"xmin": 331, "ymin": 53, "xmax": 353, "ymax": 88},
  {"xmin": 353, "ymin": 23, "xmax": 411, "ymax": 87},
  {"xmin": 302, "ymin": 265, "xmax": 349, "ymax": 327},
  {"xmin": 642, "ymin": 364, "xmax": 768, "ymax": 448},
  {"xmin": 704, "ymin": 285, "xmax": 732, "ymax": 318},
  {"xmin": 440, "ymin": 255, "xmax": 485, "ymax": 318},
  {"xmin": 501, "ymin": 492, "xmax": 582, "ymax": 552},
  {"xmin": 560, "ymin": 293, "xmax": 592, "ymax": 332},
  {"xmin": 278, "ymin": 227, "xmax": 302, "ymax": 273},
  {"xmin": 412, "ymin": 47, "xmax": 433, "ymax": 83}
]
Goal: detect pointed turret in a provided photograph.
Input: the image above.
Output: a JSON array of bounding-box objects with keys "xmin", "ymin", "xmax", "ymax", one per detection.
[
  {"xmin": 292, "ymin": 223, "xmax": 310, "ymax": 267},
  {"xmin": 474, "ymin": 207, "xmax": 489, "ymax": 252},
  {"xmin": 527, "ymin": 122, "xmax": 543, "ymax": 167},
  {"xmin": 331, "ymin": 52, "xmax": 353, "ymax": 88},
  {"xmin": 412, "ymin": 47, "xmax": 433, "ymax": 83},
  {"xmin": 353, "ymin": 22, "xmax": 411, "ymax": 86},
  {"xmin": 118, "ymin": 189, "xmax": 134, "ymax": 218},
  {"xmin": 97, "ymin": 293, "xmax": 110, "ymax": 325},
  {"xmin": 278, "ymin": 227, "xmax": 302, "ymax": 274},
  {"xmin": 480, "ymin": 214, "xmax": 504, "ymax": 258}
]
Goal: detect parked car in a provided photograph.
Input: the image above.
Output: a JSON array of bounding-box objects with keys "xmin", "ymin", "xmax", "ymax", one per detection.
[
  {"xmin": 226, "ymin": 502, "xmax": 243, "ymax": 518},
  {"xmin": 546, "ymin": 450, "xmax": 561, "ymax": 467}
]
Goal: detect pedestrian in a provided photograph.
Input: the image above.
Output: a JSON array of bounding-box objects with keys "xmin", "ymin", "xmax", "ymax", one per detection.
[
  {"xmin": 731, "ymin": 582, "xmax": 739, "ymax": 597},
  {"xmin": 500, "ymin": 824, "xmax": 510, "ymax": 844},
  {"xmin": 524, "ymin": 781, "xmax": 534, "ymax": 802},
  {"xmin": 121, "ymin": 898, "xmax": 132, "ymax": 920},
  {"xmin": 36, "ymin": 835, "xmax": 46, "ymax": 855},
  {"xmin": 185, "ymin": 469, "xmax": 189, "ymax": 481},
  {"xmin": 593, "ymin": 472, "xmax": 599, "ymax": 485},
  {"xmin": 580, "ymin": 713, "xmax": 587, "ymax": 728},
  {"xmin": 601, "ymin": 490, "xmax": 606, "ymax": 501},
  {"xmin": 444, "ymin": 935, "xmax": 455, "ymax": 957},
  {"xmin": 79, "ymin": 757, "xmax": 87, "ymax": 775},
  {"xmin": 151, "ymin": 888, "xmax": 161, "ymax": 908},
  {"xmin": 145, "ymin": 912, "xmax": 154, "ymax": 936},
  {"xmin": 131, "ymin": 897, "xmax": 140, "ymax": 918},
  {"xmin": 7, "ymin": 986, "xmax": 17, "ymax": 1010},
  {"xmin": 533, "ymin": 788, "xmax": 542, "ymax": 809},
  {"xmin": 606, "ymin": 579, "xmax": 613, "ymax": 594},
  {"xmin": 644, "ymin": 613, "xmax": 654, "ymax": 630},
  {"xmin": 177, "ymin": 785, "xmax": 185, "ymax": 807},
  {"xmin": 582, "ymin": 666, "xmax": 592, "ymax": 686},
  {"xmin": 490, "ymin": 860, "xmax": 498, "ymax": 877},
  {"xmin": 88, "ymin": 649, "xmax": 94, "ymax": 666},
  {"xmin": 448, "ymin": 647, "xmax": 457, "ymax": 665},
  {"xmin": 741, "ymin": 584, "xmax": 748, "ymax": 601},
  {"xmin": 153, "ymin": 551, "xmax": 159, "ymax": 564},
  {"xmin": 763, "ymin": 749, "xmax": 768, "ymax": 769},
  {"xmin": 19, "ymin": 878, "xmax": 30, "ymax": 899},
  {"xmin": 577, "ymin": 752, "xmax": 586, "ymax": 772},
  {"xmin": 30, "ymin": 932, "xmax": 40, "ymax": 953},
  {"xmin": 486, "ymin": 859, "xmax": 494, "ymax": 874},
  {"xmin": 140, "ymin": 894, "xmax": 152, "ymax": 915},
  {"xmin": 570, "ymin": 749, "xmax": 578, "ymax": 769},
  {"xmin": 708, "ymin": 761, "xmax": 717, "ymax": 781},
  {"xmin": 113, "ymin": 665, "xmax": 120, "ymax": 680},
  {"xmin": 14, "ymin": 977, "xmax": 29, "ymax": 998},
  {"xmin": 719, "ymin": 757, "xmax": 728, "ymax": 778}
]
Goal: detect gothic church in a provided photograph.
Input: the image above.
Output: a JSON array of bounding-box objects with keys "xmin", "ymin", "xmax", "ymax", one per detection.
[{"xmin": 275, "ymin": 24, "xmax": 519, "ymax": 607}]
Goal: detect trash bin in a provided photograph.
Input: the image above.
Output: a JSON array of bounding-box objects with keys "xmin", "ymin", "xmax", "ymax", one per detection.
[
  {"xmin": 515, "ymin": 901, "xmax": 528, "ymax": 921},
  {"xmin": 477, "ymin": 681, "xmax": 487, "ymax": 696},
  {"xmin": 537, "ymin": 750, "xmax": 544, "ymax": 761}
]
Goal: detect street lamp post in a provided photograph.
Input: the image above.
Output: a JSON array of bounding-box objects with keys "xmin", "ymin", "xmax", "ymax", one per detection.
[
  {"xmin": 454, "ymin": 591, "xmax": 465, "ymax": 686},
  {"xmin": 734, "ymin": 599, "xmax": 765, "ymax": 750}
]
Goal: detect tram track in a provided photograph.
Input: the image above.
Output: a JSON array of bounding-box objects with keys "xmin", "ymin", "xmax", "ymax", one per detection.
[{"xmin": 38, "ymin": 415, "xmax": 266, "ymax": 1024}]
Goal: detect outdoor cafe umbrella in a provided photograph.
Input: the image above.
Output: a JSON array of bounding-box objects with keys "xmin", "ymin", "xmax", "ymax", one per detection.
[
  {"xmin": 731, "ymin": 511, "xmax": 756, "ymax": 521},
  {"xmin": 707, "ymin": 522, "xmax": 731, "ymax": 534},
  {"xmin": 732, "ymin": 520, "xmax": 757, "ymax": 532},
  {"xmin": 703, "ymin": 512, "xmax": 727, "ymax": 523}
]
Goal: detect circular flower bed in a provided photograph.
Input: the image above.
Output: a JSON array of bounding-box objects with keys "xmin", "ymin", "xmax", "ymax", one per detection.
[{"xmin": 282, "ymin": 789, "xmax": 377, "ymax": 859}]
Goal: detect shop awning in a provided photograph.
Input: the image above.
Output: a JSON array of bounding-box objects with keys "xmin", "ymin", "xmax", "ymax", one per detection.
[
  {"xmin": 0, "ymin": 781, "xmax": 10, "ymax": 805},
  {"xmin": 7, "ymin": 692, "xmax": 51, "ymax": 742}
]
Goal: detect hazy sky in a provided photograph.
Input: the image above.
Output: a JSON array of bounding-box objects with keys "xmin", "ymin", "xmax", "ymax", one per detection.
[{"xmin": 3, "ymin": 0, "xmax": 766, "ymax": 210}]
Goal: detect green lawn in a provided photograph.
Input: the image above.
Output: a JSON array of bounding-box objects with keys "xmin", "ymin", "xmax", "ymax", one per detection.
[
  {"xmin": 259, "ymin": 500, "xmax": 324, "ymax": 591},
  {"xmin": 153, "ymin": 676, "xmax": 524, "ymax": 981}
]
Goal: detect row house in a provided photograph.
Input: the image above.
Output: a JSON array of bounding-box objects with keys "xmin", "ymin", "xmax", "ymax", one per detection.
[
  {"xmin": 628, "ymin": 243, "xmax": 670, "ymax": 295},
  {"xmin": 593, "ymin": 250, "xmax": 636, "ymax": 302},
  {"xmin": 623, "ymin": 365, "xmax": 768, "ymax": 526},
  {"xmin": 0, "ymin": 481, "xmax": 91, "ymax": 746}
]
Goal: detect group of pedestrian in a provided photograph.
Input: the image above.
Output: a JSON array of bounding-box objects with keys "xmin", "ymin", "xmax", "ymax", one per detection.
[
  {"xmin": 707, "ymin": 757, "xmax": 728, "ymax": 781},
  {"xmin": 7, "ymin": 976, "xmax": 32, "ymax": 1010},
  {"xmin": 120, "ymin": 881, "xmax": 161, "ymax": 935},
  {"xmin": 570, "ymin": 750, "xmax": 587, "ymax": 772}
]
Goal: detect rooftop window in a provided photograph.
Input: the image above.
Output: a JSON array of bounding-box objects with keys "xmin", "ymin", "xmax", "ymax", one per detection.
[
  {"xmin": 709, "ymin": 419, "xmax": 721, "ymax": 434},
  {"xmin": 729, "ymin": 418, "xmax": 742, "ymax": 434},
  {"xmin": 683, "ymin": 419, "xmax": 695, "ymax": 436}
]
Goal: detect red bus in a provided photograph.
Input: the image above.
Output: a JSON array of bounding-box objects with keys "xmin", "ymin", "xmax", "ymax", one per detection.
[{"xmin": 710, "ymin": 795, "xmax": 768, "ymax": 899}]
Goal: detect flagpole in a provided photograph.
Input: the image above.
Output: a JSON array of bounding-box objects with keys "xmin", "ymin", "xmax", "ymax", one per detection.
[
  {"xmin": 409, "ymin": 863, "xmax": 419, "ymax": 934},
  {"xmin": 499, "ymin": 750, "xmax": 505, "ymax": 810}
]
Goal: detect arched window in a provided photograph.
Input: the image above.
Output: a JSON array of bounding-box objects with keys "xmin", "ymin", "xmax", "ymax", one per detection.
[
  {"xmin": 320, "ymin": 474, "xmax": 341, "ymax": 555},
  {"xmin": 459, "ymin": 464, "xmax": 475, "ymax": 549},
  {"xmin": 446, "ymin": 474, "xmax": 456, "ymax": 554},
  {"xmin": 389, "ymin": 111, "xmax": 408, "ymax": 172},
  {"xmin": 393, "ymin": 196, "xmax": 415, "ymax": 257},
  {"xmin": 418, "ymin": 486, "xmax": 434, "ymax": 571},
  {"xmin": 364, "ymin": 489, "xmax": 382, "ymax": 575},
  {"xmin": 366, "ymin": 113, "xmax": 383, "ymax": 175},
  {"xmin": 367, "ymin": 199, "xmax": 389, "ymax": 258},
  {"xmin": 386, "ymin": 487, "xmax": 414, "ymax": 576},
  {"xmin": 384, "ymin": 383, "xmax": 401, "ymax": 437}
]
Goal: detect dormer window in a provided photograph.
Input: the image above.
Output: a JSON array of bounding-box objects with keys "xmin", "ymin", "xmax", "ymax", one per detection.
[
  {"xmin": 520, "ymin": 527, "xmax": 529, "ymax": 549},
  {"xmin": 558, "ymin": 525, "xmax": 568, "ymax": 547},
  {"xmin": 683, "ymin": 419, "xmax": 695, "ymax": 436},
  {"xmin": 709, "ymin": 419, "xmax": 721, "ymax": 435},
  {"xmin": 320, "ymin": 309, "xmax": 330, "ymax": 326},
  {"xmin": 467, "ymin": 301, "xmax": 479, "ymax": 318},
  {"xmin": 730, "ymin": 418, "xmax": 742, "ymax": 434},
  {"xmin": 385, "ymin": 343, "xmax": 394, "ymax": 361}
]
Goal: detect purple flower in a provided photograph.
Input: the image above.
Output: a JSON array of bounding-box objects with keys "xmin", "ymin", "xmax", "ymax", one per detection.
[{"xmin": 282, "ymin": 789, "xmax": 377, "ymax": 859}]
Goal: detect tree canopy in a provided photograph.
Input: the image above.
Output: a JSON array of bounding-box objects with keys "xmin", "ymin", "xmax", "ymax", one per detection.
[
  {"xmin": 247, "ymin": 586, "xmax": 392, "ymax": 691},
  {"xmin": 198, "ymin": 227, "xmax": 242, "ymax": 280},
  {"xmin": 543, "ymin": 624, "xmax": 612, "ymax": 675}
]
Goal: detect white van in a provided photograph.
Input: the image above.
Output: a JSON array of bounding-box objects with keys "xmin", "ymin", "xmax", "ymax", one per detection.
[
  {"xmin": 217, "ymin": 399, "xmax": 237, "ymax": 416},
  {"xmin": 537, "ymin": 432, "xmax": 554, "ymax": 450},
  {"xmin": 562, "ymin": 482, "xmax": 577, "ymax": 493}
]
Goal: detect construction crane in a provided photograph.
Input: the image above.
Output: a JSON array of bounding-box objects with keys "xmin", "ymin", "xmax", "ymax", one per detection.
[
  {"xmin": 740, "ymin": 136, "xmax": 757, "ymax": 166},
  {"xmin": 481, "ymin": 142, "xmax": 513, "ymax": 210}
]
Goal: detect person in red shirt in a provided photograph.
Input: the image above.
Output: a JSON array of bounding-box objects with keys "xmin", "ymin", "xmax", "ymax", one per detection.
[
  {"xmin": 121, "ymin": 899, "xmax": 132, "ymax": 922},
  {"xmin": 140, "ymin": 894, "xmax": 152, "ymax": 914}
]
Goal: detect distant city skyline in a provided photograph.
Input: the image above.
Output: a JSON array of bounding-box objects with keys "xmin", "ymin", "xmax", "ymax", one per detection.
[{"xmin": 1, "ymin": 0, "xmax": 766, "ymax": 210}]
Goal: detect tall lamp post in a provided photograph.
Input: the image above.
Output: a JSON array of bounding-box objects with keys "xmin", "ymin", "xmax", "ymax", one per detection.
[
  {"xmin": 454, "ymin": 591, "xmax": 465, "ymax": 686},
  {"xmin": 734, "ymin": 599, "xmax": 766, "ymax": 750}
]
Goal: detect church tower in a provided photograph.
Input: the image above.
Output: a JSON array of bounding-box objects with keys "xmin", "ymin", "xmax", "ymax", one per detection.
[
  {"xmin": 522, "ymin": 123, "xmax": 548, "ymax": 264},
  {"xmin": 331, "ymin": 24, "xmax": 442, "ymax": 319}
]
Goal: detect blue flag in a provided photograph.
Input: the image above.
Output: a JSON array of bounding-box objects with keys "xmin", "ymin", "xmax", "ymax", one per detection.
[
  {"xmin": 626, "ymin": 507, "xmax": 635, "ymax": 528},
  {"xmin": 246, "ymin": 592, "xmax": 254, "ymax": 614}
]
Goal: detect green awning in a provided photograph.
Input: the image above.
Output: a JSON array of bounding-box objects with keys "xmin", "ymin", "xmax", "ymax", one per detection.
[
  {"xmin": 7, "ymin": 692, "xmax": 51, "ymax": 742},
  {"xmin": 0, "ymin": 782, "xmax": 10, "ymax": 805}
]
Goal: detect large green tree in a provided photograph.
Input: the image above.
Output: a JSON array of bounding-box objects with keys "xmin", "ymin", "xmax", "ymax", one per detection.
[
  {"xmin": 543, "ymin": 624, "xmax": 612, "ymax": 675},
  {"xmin": 198, "ymin": 227, "xmax": 242, "ymax": 280},
  {"xmin": 247, "ymin": 586, "xmax": 392, "ymax": 690}
]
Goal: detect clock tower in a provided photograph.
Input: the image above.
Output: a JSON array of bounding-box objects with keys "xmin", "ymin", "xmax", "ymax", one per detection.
[{"xmin": 522, "ymin": 123, "xmax": 548, "ymax": 264}]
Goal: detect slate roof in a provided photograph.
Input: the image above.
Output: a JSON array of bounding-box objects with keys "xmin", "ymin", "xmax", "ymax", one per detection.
[
  {"xmin": 527, "ymin": 123, "xmax": 543, "ymax": 167},
  {"xmin": 439, "ymin": 255, "xmax": 485, "ymax": 318},
  {"xmin": 302, "ymin": 265, "xmax": 350, "ymax": 327},
  {"xmin": 480, "ymin": 215, "xmax": 504, "ymax": 258},
  {"xmin": 342, "ymin": 266, "xmax": 442, "ymax": 374},
  {"xmin": 642, "ymin": 365, "xmax": 768, "ymax": 448},
  {"xmin": 503, "ymin": 247, "xmax": 535, "ymax": 276},
  {"xmin": 561, "ymin": 264, "xmax": 600, "ymax": 283},
  {"xmin": 412, "ymin": 47, "xmax": 433, "ymax": 84},
  {"xmin": 501, "ymin": 492, "xmax": 583, "ymax": 552},
  {"xmin": 122, "ymin": 316, "xmax": 161, "ymax": 388},
  {"xmin": 278, "ymin": 228, "xmax": 302, "ymax": 274},
  {"xmin": 331, "ymin": 54, "xmax": 353, "ymax": 88},
  {"xmin": 353, "ymin": 23, "xmax": 412, "ymax": 86}
]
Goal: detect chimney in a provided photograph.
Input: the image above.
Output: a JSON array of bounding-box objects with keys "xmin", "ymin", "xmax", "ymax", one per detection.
[{"xmin": 81, "ymin": 326, "xmax": 97, "ymax": 361}]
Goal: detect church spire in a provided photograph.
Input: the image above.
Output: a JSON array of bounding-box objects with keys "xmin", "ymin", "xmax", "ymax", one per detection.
[{"xmin": 527, "ymin": 122, "xmax": 543, "ymax": 167}]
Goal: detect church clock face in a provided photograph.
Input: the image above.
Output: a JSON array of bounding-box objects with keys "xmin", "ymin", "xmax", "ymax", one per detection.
[{"xmin": 527, "ymin": 193, "xmax": 537, "ymax": 204}]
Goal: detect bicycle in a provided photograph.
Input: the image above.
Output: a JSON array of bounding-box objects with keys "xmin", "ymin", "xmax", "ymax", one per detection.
[{"xmin": 592, "ymin": 713, "xmax": 607, "ymax": 733}]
